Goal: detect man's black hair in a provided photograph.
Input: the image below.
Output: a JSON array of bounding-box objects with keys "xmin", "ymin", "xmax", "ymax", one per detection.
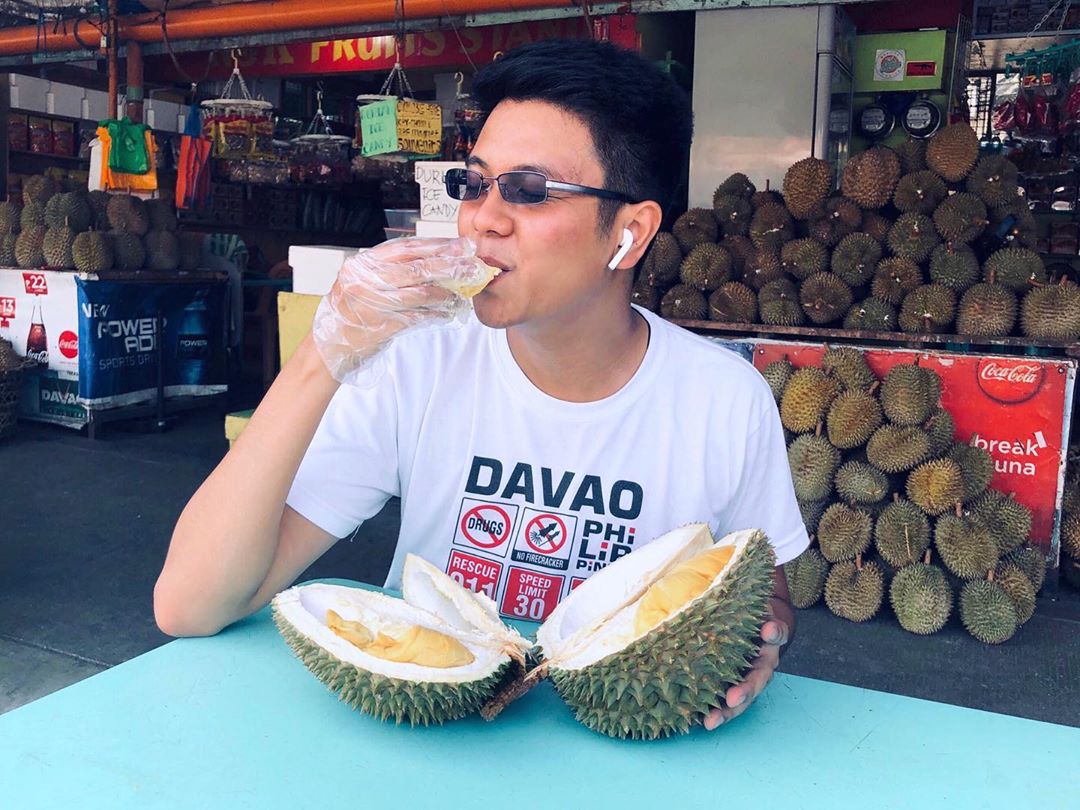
[{"xmin": 471, "ymin": 38, "xmax": 693, "ymax": 233}]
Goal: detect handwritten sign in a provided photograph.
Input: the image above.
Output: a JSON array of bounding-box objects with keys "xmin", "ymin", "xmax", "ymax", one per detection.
[
  {"xmin": 396, "ymin": 100, "xmax": 443, "ymax": 156},
  {"xmin": 359, "ymin": 98, "xmax": 398, "ymax": 157}
]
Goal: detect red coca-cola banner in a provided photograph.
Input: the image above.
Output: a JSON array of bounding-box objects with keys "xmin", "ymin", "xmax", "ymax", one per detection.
[
  {"xmin": 750, "ymin": 340, "xmax": 1077, "ymax": 559},
  {"xmin": 149, "ymin": 15, "xmax": 638, "ymax": 81}
]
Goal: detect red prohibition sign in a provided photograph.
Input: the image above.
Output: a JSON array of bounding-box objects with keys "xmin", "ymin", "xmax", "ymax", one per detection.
[
  {"xmin": 460, "ymin": 504, "xmax": 512, "ymax": 548},
  {"xmin": 525, "ymin": 514, "xmax": 568, "ymax": 554}
]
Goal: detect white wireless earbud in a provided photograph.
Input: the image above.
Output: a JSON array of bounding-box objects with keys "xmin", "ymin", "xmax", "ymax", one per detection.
[{"xmin": 607, "ymin": 228, "xmax": 634, "ymax": 270}]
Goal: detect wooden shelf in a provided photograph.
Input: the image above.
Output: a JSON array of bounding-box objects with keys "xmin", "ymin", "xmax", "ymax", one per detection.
[
  {"xmin": 8, "ymin": 149, "xmax": 89, "ymax": 165},
  {"xmin": 670, "ymin": 319, "xmax": 1080, "ymax": 358}
]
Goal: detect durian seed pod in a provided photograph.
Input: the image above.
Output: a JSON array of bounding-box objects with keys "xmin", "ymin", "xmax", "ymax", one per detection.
[
  {"xmin": 923, "ymin": 408, "xmax": 956, "ymax": 458},
  {"xmin": 827, "ymin": 391, "xmax": 883, "ymax": 450},
  {"xmin": 898, "ymin": 284, "xmax": 957, "ymax": 335},
  {"xmin": 834, "ymin": 460, "xmax": 889, "ymax": 505},
  {"xmin": 630, "ymin": 281, "xmax": 661, "ymax": 313},
  {"xmin": 720, "ymin": 234, "xmax": 755, "ymax": 279},
  {"xmin": 887, "ymin": 213, "xmax": 941, "ymax": 265},
  {"xmin": 712, "ymin": 194, "xmax": 752, "ymax": 237},
  {"xmin": 743, "ymin": 249, "xmax": 785, "ymax": 292},
  {"xmin": 825, "ymin": 558, "xmax": 885, "ymax": 622},
  {"xmin": 817, "ymin": 504, "xmax": 872, "ymax": 563},
  {"xmin": 841, "ymin": 147, "xmax": 901, "ymax": 209},
  {"xmin": 679, "ymin": 243, "xmax": 732, "ymax": 292},
  {"xmin": 660, "ymin": 283, "xmax": 708, "ymax": 320},
  {"xmin": 808, "ymin": 197, "xmax": 861, "ymax": 247},
  {"xmin": 956, "ymin": 279, "xmax": 1017, "ymax": 337},
  {"xmin": 947, "ymin": 440, "xmax": 994, "ymax": 503},
  {"xmin": 928, "ymin": 242, "xmax": 980, "ymax": 292},
  {"xmin": 933, "ymin": 192, "xmax": 988, "ymax": 244},
  {"xmin": 959, "ymin": 578, "xmax": 1017, "ymax": 644},
  {"xmin": 761, "ymin": 358, "xmax": 794, "ymax": 402},
  {"xmin": 875, "ymin": 497, "xmax": 932, "ymax": 568},
  {"xmin": 1020, "ymin": 278, "xmax": 1080, "ymax": 341},
  {"xmin": 831, "ymin": 233, "xmax": 881, "ymax": 287},
  {"xmin": 935, "ymin": 513, "xmax": 999, "ymax": 579},
  {"xmin": 860, "ymin": 211, "xmax": 892, "ymax": 243},
  {"xmin": 714, "ymin": 172, "xmax": 756, "ymax": 200},
  {"xmin": 783, "ymin": 157, "xmax": 835, "ymax": 220},
  {"xmin": 993, "ymin": 562, "xmax": 1036, "ymax": 625},
  {"xmin": 871, "ymin": 257, "xmax": 923, "ymax": 307},
  {"xmin": 799, "ymin": 272, "xmax": 853, "ymax": 326},
  {"xmin": 880, "ymin": 364, "xmax": 937, "ymax": 426},
  {"xmin": 895, "ymin": 137, "xmax": 928, "ymax": 174},
  {"xmin": 907, "ymin": 458, "xmax": 965, "ymax": 516},
  {"xmin": 787, "ymin": 433, "xmax": 841, "ymax": 502},
  {"xmin": 781, "ymin": 238, "xmax": 829, "ymax": 281},
  {"xmin": 966, "ymin": 155, "xmax": 1020, "ymax": 207},
  {"xmin": 672, "ymin": 208, "xmax": 719, "ymax": 253},
  {"xmin": 970, "ymin": 490, "xmax": 1032, "ymax": 556},
  {"xmin": 890, "ymin": 563, "xmax": 953, "ymax": 635},
  {"xmin": 820, "ymin": 346, "xmax": 875, "ymax": 391},
  {"xmin": 983, "ymin": 247, "xmax": 1048, "ymax": 292},
  {"xmin": 893, "ymin": 171, "xmax": 949, "ymax": 215},
  {"xmin": 758, "ymin": 279, "xmax": 806, "ymax": 326},
  {"xmin": 784, "ymin": 546, "xmax": 830, "ymax": 609},
  {"xmin": 866, "ymin": 425, "xmax": 932, "ymax": 474},
  {"xmin": 926, "ymin": 124, "xmax": 980, "ymax": 182},
  {"xmin": 708, "ymin": 281, "xmax": 757, "ymax": 323},
  {"xmin": 642, "ymin": 232, "xmax": 682, "ymax": 287},
  {"xmin": 749, "ymin": 203, "xmax": 795, "ymax": 251},
  {"xmin": 843, "ymin": 296, "xmax": 897, "ymax": 332},
  {"xmin": 780, "ymin": 367, "xmax": 840, "ymax": 434},
  {"xmin": 1002, "ymin": 545, "xmax": 1046, "ymax": 593}
]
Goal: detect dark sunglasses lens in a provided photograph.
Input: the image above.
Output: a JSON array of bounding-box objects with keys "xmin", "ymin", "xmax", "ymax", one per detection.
[
  {"xmin": 502, "ymin": 172, "xmax": 547, "ymax": 204},
  {"xmin": 444, "ymin": 168, "xmax": 481, "ymax": 201}
]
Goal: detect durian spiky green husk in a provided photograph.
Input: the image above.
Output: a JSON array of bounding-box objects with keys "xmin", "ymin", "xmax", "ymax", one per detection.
[
  {"xmin": 959, "ymin": 579, "xmax": 1017, "ymax": 644},
  {"xmin": 890, "ymin": 563, "xmax": 952, "ymax": 635},
  {"xmin": 825, "ymin": 560, "xmax": 885, "ymax": 622},
  {"xmin": 546, "ymin": 529, "xmax": 776, "ymax": 740},
  {"xmin": 272, "ymin": 606, "xmax": 513, "ymax": 726},
  {"xmin": 785, "ymin": 546, "xmax": 829, "ymax": 609}
]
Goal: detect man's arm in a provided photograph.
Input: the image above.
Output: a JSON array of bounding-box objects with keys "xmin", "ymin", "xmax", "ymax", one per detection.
[
  {"xmin": 703, "ymin": 565, "xmax": 796, "ymax": 729},
  {"xmin": 154, "ymin": 335, "xmax": 341, "ymax": 637}
]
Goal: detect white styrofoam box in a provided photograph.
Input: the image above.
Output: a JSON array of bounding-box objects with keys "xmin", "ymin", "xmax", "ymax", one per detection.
[
  {"xmin": 146, "ymin": 100, "xmax": 181, "ymax": 133},
  {"xmin": 414, "ymin": 160, "xmax": 464, "ymax": 223},
  {"xmin": 47, "ymin": 81, "xmax": 85, "ymax": 118},
  {"xmin": 288, "ymin": 245, "xmax": 361, "ymax": 297},
  {"xmin": 83, "ymin": 89, "xmax": 109, "ymax": 122},
  {"xmin": 10, "ymin": 74, "xmax": 50, "ymax": 112},
  {"xmin": 415, "ymin": 219, "xmax": 459, "ymax": 239}
]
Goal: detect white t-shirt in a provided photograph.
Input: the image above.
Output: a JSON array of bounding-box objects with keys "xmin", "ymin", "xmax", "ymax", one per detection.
[{"xmin": 287, "ymin": 305, "xmax": 808, "ymax": 622}]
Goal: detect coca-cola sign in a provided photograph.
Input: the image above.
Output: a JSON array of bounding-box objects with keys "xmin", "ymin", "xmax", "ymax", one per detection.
[
  {"xmin": 58, "ymin": 330, "xmax": 78, "ymax": 359},
  {"xmin": 976, "ymin": 359, "xmax": 1045, "ymax": 403}
]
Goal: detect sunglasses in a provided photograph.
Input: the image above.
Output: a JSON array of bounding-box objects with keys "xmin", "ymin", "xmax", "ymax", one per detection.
[{"xmin": 444, "ymin": 167, "xmax": 639, "ymax": 206}]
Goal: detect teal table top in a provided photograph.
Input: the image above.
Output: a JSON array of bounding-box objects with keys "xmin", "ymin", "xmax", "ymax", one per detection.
[{"xmin": 3, "ymin": 582, "xmax": 1078, "ymax": 810}]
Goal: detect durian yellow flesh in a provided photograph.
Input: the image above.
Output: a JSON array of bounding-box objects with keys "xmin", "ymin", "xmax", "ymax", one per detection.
[
  {"xmin": 438, "ymin": 260, "xmax": 501, "ymax": 298},
  {"xmin": 327, "ymin": 610, "xmax": 475, "ymax": 668},
  {"xmin": 634, "ymin": 545, "xmax": 736, "ymax": 635}
]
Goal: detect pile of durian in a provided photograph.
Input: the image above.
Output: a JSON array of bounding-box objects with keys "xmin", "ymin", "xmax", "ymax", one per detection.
[
  {"xmin": 775, "ymin": 345, "xmax": 1046, "ymax": 644},
  {"xmin": 0, "ymin": 175, "xmax": 200, "ymax": 273},
  {"xmin": 638, "ymin": 124, "xmax": 1080, "ymax": 343}
]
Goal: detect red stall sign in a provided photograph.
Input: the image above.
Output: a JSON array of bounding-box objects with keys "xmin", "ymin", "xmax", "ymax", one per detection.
[{"xmin": 752, "ymin": 341, "xmax": 1076, "ymax": 559}]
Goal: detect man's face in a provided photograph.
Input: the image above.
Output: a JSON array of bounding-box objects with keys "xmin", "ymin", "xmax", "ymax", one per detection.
[{"xmin": 457, "ymin": 99, "xmax": 623, "ymax": 330}]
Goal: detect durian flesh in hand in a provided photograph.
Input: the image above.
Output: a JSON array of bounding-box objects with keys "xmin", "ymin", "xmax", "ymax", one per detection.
[
  {"xmin": 535, "ymin": 524, "xmax": 776, "ymax": 740},
  {"xmin": 272, "ymin": 554, "xmax": 530, "ymax": 726},
  {"xmin": 437, "ymin": 258, "xmax": 501, "ymax": 298}
]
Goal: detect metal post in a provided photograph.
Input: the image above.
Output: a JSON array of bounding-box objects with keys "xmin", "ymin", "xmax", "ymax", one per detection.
[
  {"xmin": 107, "ymin": 0, "xmax": 119, "ymax": 119},
  {"xmin": 126, "ymin": 40, "xmax": 144, "ymax": 123}
]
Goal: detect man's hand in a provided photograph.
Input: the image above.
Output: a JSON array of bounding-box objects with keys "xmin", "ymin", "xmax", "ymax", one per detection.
[{"xmin": 703, "ymin": 567, "xmax": 796, "ymax": 730}]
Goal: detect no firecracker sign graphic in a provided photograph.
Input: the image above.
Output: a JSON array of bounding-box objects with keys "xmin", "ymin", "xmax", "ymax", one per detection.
[
  {"xmin": 453, "ymin": 498, "xmax": 518, "ymax": 557},
  {"xmin": 511, "ymin": 508, "xmax": 577, "ymax": 571}
]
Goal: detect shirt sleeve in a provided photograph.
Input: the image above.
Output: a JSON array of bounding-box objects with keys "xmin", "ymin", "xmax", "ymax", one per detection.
[
  {"xmin": 286, "ymin": 371, "xmax": 400, "ymax": 539},
  {"xmin": 720, "ymin": 392, "xmax": 810, "ymax": 566}
]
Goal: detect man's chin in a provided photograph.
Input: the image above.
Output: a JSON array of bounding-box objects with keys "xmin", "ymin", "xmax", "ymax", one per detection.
[{"xmin": 473, "ymin": 297, "xmax": 521, "ymax": 329}]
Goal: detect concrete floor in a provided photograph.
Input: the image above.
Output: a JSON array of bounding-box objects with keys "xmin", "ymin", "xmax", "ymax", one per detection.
[{"xmin": 2, "ymin": 409, "xmax": 1079, "ymax": 727}]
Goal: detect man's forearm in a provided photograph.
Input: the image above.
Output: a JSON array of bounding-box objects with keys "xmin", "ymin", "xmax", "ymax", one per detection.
[{"xmin": 154, "ymin": 335, "xmax": 339, "ymax": 635}]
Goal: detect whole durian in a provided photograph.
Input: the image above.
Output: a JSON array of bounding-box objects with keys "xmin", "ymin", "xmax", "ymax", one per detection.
[
  {"xmin": 926, "ymin": 124, "xmax": 980, "ymax": 182},
  {"xmin": 20, "ymin": 201, "xmax": 46, "ymax": 230},
  {"xmin": 875, "ymin": 498, "xmax": 931, "ymax": 567},
  {"xmin": 72, "ymin": 231, "xmax": 114, "ymax": 273},
  {"xmin": 928, "ymin": 243, "xmax": 980, "ymax": 291},
  {"xmin": 821, "ymin": 346, "xmax": 875, "ymax": 391},
  {"xmin": 660, "ymin": 284, "xmax": 708, "ymax": 320},
  {"xmin": 799, "ymin": 272, "xmax": 852, "ymax": 326},
  {"xmin": 880, "ymin": 364, "xmax": 938, "ymax": 426},
  {"xmin": 860, "ymin": 211, "xmax": 892, "ymax": 243},
  {"xmin": 895, "ymin": 138, "xmax": 927, "ymax": 174},
  {"xmin": 890, "ymin": 563, "xmax": 952, "ymax": 635},
  {"xmin": 761, "ymin": 359, "xmax": 794, "ymax": 402},
  {"xmin": 758, "ymin": 279, "xmax": 805, "ymax": 326},
  {"xmin": 827, "ymin": 390, "xmax": 883, "ymax": 450},
  {"xmin": 708, "ymin": 282, "xmax": 757, "ymax": 323},
  {"xmin": 787, "ymin": 433, "xmax": 841, "ymax": 502},
  {"xmin": 1019, "ymin": 279, "xmax": 1080, "ymax": 341},
  {"xmin": 935, "ymin": 514, "xmax": 999, "ymax": 579},
  {"xmin": 956, "ymin": 281, "xmax": 1017, "ymax": 337},
  {"xmin": 834, "ymin": 460, "xmax": 889, "ymax": 505},
  {"xmin": 87, "ymin": 190, "xmax": 111, "ymax": 231},
  {"xmin": 1002, "ymin": 545, "xmax": 1045, "ymax": 592},
  {"xmin": 898, "ymin": 284, "xmax": 957, "ymax": 334},
  {"xmin": 785, "ymin": 547, "xmax": 830, "ymax": 609},
  {"xmin": 970, "ymin": 490, "xmax": 1032, "ymax": 556},
  {"xmin": 14, "ymin": 225, "xmax": 45, "ymax": 268},
  {"xmin": 780, "ymin": 367, "xmax": 840, "ymax": 433},
  {"xmin": 948, "ymin": 441, "xmax": 994, "ymax": 503},
  {"xmin": 107, "ymin": 195, "xmax": 150, "ymax": 236},
  {"xmin": 966, "ymin": 155, "xmax": 1019, "ymax": 207},
  {"xmin": 871, "ymin": 257, "xmax": 923, "ymax": 306},
  {"xmin": 743, "ymin": 249, "xmax": 785, "ymax": 292},
  {"xmin": 111, "ymin": 230, "xmax": 147, "ymax": 271},
  {"xmin": 808, "ymin": 197, "xmax": 861, "ymax": 247},
  {"xmin": 680, "ymin": 243, "xmax": 732, "ymax": 292},
  {"xmin": 145, "ymin": 198, "xmax": 179, "ymax": 232},
  {"xmin": 22, "ymin": 175, "xmax": 58, "ymax": 205},
  {"xmin": 993, "ymin": 562, "xmax": 1036, "ymax": 625},
  {"xmin": 42, "ymin": 225, "xmax": 76, "ymax": 269},
  {"xmin": 672, "ymin": 208, "xmax": 719, "ymax": 253},
  {"xmin": 713, "ymin": 194, "xmax": 753, "ymax": 237},
  {"xmin": 0, "ymin": 201, "xmax": 21, "ymax": 234},
  {"xmin": 781, "ymin": 238, "xmax": 829, "ymax": 281},
  {"xmin": 893, "ymin": 171, "xmax": 948, "ymax": 215},
  {"xmin": 783, "ymin": 157, "xmax": 834, "ymax": 220},
  {"xmin": 720, "ymin": 234, "xmax": 755, "ymax": 277},
  {"xmin": 924, "ymin": 408, "xmax": 956, "ymax": 457},
  {"xmin": 830, "ymin": 233, "xmax": 881, "ymax": 287},
  {"xmin": 825, "ymin": 559, "xmax": 885, "ymax": 622},
  {"xmin": 817, "ymin": 504, "xmax": 872, "ymax": 563},
  {"xmin": 44, "ymin": 191, "xmax": 92, "ymax": 233},
  {"xmin": 959, "ymin": 579, "xmax": 1017, "ymax": 644},
  {"xmin": 841, "ymin": 147, "xmax": 901, "ymax": 210},
  {"xmin": 749, "ymin": 203, "xmax": 795, "ymax": 251},
  {"xmin": 642, "ymin": 232, "xmax": 682, "ymax": 287},
  {"xmin": 908, "ymin": 458, "xmax": 965, "ymax": 516},
  {"xmin": 866, "ymin": 425, "xmax": 932, "ymax": 474},
  {"xmin": 933, "ymin": 193, "xmax": 988, "ymax": 244},
  {"xmin": 887, "ymin": 213, "xmax": 941, "ymax": 264},
  {"xmin": 844, "ymin": 297, "xmax": 898, "ymax": 331},
  {"xmin": 983, "ymin": 247, "xmax": 1047, "ymax": 292},
  {"xmin": 715, "ymin": 173, "xmax": 756, "ymax": 199}
]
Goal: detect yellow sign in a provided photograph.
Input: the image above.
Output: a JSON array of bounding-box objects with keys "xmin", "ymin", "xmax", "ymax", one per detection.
[{"xmin": 396, "ymin": 100, "xmax": 443, "ymax": 156}]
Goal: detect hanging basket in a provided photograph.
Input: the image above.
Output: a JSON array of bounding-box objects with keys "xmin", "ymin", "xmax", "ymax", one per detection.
[{"xmin": 201, "ymin": 53, "xmax": 276, "ymax": 160}]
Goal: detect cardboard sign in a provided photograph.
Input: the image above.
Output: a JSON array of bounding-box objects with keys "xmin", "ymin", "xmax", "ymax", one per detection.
[
  {"xmin": 359, "ymin": 98, "xmax": 398, "ymax": 157},
  {"xmin": 396, "ymin": 100, "xmax": 442, "ymax": 156},
  {"xmin": 751, "ymin": 341, "xmax": 1076, "ymax": 559}
]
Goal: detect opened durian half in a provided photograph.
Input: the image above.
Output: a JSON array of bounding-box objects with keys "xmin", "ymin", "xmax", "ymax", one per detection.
[
  {"xmin": 272, "ymin": 554, "xmax": 531, "ymax": 726},
  {"xmin": 534, "ymin": 524, "xmax": 776, "ymax": 740}
]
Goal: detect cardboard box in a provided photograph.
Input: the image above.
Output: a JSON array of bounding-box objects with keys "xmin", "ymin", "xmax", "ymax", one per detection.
[{"xmin": 277, "ymin": 291, "xmax": 320, "ymax": 367}]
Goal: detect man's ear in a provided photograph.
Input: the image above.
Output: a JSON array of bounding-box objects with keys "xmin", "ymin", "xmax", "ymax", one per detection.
[{"xmin": 610, "ymin": 201, "xmax": 663, "ymax": 271}]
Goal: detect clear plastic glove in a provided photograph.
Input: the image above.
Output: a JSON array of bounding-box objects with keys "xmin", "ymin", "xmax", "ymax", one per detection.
[{"xmin": 312, "ymin": 236, "xmax": 499, "ymax": 385}]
